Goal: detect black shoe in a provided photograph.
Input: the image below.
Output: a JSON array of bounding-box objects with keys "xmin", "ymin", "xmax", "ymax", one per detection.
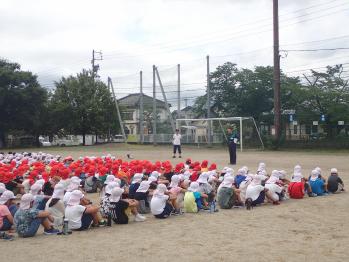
[
  {"xmin": 179, "ymin": 155, "xmax": 182, "ymax": 158},
  {"xmin": 245, "ymin": 198, "xmax": 253, "ymax": 210},
  {"xmin": 173, "ymin": 156, "xmax": 176, "ymax": 158}
]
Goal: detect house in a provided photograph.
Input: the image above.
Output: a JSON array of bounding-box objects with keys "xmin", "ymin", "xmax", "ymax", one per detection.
[{"xmin": 118, "ymin": 93, "xmax": 171, "ymax": 135}]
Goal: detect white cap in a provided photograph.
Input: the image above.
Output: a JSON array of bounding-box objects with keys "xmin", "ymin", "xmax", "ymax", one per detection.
[
  {"xmin": 105, "ymin": 181, "xmax": 120, "ymax": 195},
  {"xmin": 220, "ymin": 176, "xmax": 235, "ymax": 188},
  {"xmin": 150, "ymin": 171, "xmax": 160, "ymax": 179},
  {"xmin": 197, "ymin": 172, "xmax": 209, "ymax": 184},
  {"xmin": 310, "ymin": 170, "xmax": 319, "ymax": 181},
  {"xmin": 170, "ymin": 175, "xmax": 180, "ymax": 188},
  {"xmin": 330, "ymin": 168, "xmax": 338, "ymax": 174},
  {"xmin": 29, "ymin": 183, "xmax": 42, "ymax": 195},
  {"xmin": 0, "ymin": 190, "xmax": 16, "ymax": 204},
  {"xmin": 131, "ymin": 173, "xmax": 143, "ymax": 184},
  {"xmin": 188, "ymin": 182, "xmax": 199, "ymax": 192},
  {"xmin": 67, "ymin": 190, "xmax": 84, "ymax": 206},
  {"xmin": 52, "ymin": 184, "xmax": 65, "ymax": 200},
  {"xmin": 154, "ymin": 184, "xmax": 167, "ymax": 195},
  {"xmin": 104, "ymin": 175, "xmax": 116, "ymax": 185},
  {"xmin": 20, "ymin": 193, "xmax": 34, "ymax": 210},
  {"xmin": 109, "ymin": 187, "xmax": 124, "ymax": 202}
]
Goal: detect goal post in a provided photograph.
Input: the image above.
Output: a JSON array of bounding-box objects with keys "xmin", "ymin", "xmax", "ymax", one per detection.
[{"xmin": 175, "ymin": 117, "xmax": 264, "ymax": 151}]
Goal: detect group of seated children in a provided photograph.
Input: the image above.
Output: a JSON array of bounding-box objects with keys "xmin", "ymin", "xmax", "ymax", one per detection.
[{"xmin": 0, "ymin": 153, "xmax": 345, "ymax": 241}]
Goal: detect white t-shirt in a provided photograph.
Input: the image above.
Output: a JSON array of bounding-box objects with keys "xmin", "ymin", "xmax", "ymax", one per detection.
[
  {"xmin": 150, "ymin": 194, "xmax": 169, "ymax": 215},
  {"xmin": 22, "ymin": 179, "xmax": 31, "ymax": 193},
  {"xmin": 45, "ymin": 198, "xmax": 65, "ymax": 229},
  {"xmin": 65, "ymin": 205, "xmax": 86, "ymax": 230},
  {"xmin": 246, "ymin": 185, "xmax": 264, "ymax": 201},
  {"xmin": 173, "ymin": 134, "xmax": 182, "ymax": 145},
  {"xmin": 63, "ymin": 192, "xmax": 72, "ymax": 206},
  {"xmin": 136, "ymin": 181, "xmax": 151, "ymax": 193}
]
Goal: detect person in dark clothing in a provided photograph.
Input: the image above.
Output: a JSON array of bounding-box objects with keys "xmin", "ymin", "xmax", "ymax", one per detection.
[
  {"xmin": 227, "ymin": 126, "xmax": 239, "ymax": 165},
  {"xmin": 327, "ymin": 168, "xmax": 344, "ymax": 193}
]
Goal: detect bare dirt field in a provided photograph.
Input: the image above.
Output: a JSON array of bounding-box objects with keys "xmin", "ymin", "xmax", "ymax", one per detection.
[{"xmin": 1, "ymin": 144, "xmax": 349, "ymax": 262}]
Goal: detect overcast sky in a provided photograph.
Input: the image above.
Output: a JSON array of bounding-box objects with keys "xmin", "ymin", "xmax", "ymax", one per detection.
[{"xmin": 1, "ymin": 0, "xmax": 349, "ymax": 106}]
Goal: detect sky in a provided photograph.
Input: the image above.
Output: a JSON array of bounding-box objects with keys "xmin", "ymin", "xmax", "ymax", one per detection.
[{"xmin": 1, "ymin": 0, "xmax": 349, "ymax": 107}]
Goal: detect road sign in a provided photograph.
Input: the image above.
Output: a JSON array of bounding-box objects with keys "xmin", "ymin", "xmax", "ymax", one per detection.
[
  {"xmin": 321, "ymin": 114, "xmax": 325, "ymax": 122},
  {"xmin": 338, "ymin": 121, "xmax": 345, "ymax": 125},
  {"xmin": 289, "ymin": 114, "xmax": 293, "ymax": 122},
  {"xmin": 313, "ymin": 121, "xmax": 318, "ymax": 126}
]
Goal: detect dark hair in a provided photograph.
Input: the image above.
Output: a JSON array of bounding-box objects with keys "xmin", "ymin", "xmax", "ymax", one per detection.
[{"xmin": 49, "ymin": 198, "xmax": 60, "ymax": 207}]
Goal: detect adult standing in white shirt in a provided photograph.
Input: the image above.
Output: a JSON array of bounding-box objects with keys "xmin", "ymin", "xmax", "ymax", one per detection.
[{"xmin": 172, "ymin": 129, "xmax": 182, "ymax": 158}]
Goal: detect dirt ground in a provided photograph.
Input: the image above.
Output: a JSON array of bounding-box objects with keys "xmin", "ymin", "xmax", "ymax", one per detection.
[{"xmin": 1, "ymin": 144, "xmax": 349, "ymax": 262}]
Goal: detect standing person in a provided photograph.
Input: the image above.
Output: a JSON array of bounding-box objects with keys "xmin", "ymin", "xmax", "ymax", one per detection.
[
  {"xmin": 226, "ymin": 126, "xmax": 239, "ymax": 165},
  {"xmin": 172, "ymin": 129, "xmax": 182, "ymax": 158}
]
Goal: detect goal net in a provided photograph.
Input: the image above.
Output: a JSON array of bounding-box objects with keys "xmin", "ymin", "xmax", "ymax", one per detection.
[{"xmin": 175, "ymin": 117, "xmax": 264, "ymax": 151}]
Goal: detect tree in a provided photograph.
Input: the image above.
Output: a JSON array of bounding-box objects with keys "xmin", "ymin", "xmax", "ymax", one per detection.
[
  {"xmin": 301, "ymin": 65, "xmax": 349, "ymax": 137},
  {"xmin": 51, "ymin": 70, "xmax": 118, "ymax": 145},
  {"xmin": 193, "ymin": 62, "xmax": 302, "ymax": 124},
  {"xmin": 0, "ymin": 59, "xmax": 48, "ymax": 147}
]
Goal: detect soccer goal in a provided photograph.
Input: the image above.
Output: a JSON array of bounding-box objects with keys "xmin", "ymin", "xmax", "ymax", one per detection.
[{"xmin": 175, "ymin": 117, "xmax": 264, "ymax": 151}]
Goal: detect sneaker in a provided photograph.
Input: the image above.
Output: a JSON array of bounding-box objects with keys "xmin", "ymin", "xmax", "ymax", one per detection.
[
  {"xmin": 273, "ymin": 201, "xmax": 280, "ymax": 205},
  {"xmin": 44, "ymin": 228, "xmax": 60, "ymax": 235},
  {"xmin": 1, "ymin": 232, "xmax": 14, "ymax": 241},
  {"xmin": 245, "ymin": 198, "xmax": 253, "ymax": 210},
  {"xmin": 173, "ymin": 156, "xmax": 176, "ymax": 158},
  {"xmin": 134, "ymin": 214, "xmax": 146, "ymax": 222},
  {"xmin": 173, "ymin": 209, "xmax": 182, "ymax": 216},
  {"xmin": 308, "ymin": 193, "xmax": 317, "ymax": 197},
  {"xmin": 178, "ymin": 156, "xmax": 182, "ymax": 158}
]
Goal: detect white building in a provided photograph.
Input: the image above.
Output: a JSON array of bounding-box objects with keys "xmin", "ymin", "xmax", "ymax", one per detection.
[{"xmin": 118, "ymin": 93, "xmax": 170, "ymax": 135}]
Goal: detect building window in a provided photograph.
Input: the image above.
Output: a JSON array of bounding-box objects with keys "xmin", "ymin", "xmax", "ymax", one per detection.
[
  {"xmin": 294, "ymin": 125, "xmax": 298, "ymax": 135},
  {"xmin": 305, "ymin": 125, "xmax": 311, "ymax": 135},
  {"xmin": 122, "ymin": 111, "xmax": 134, "ymax": 120}
]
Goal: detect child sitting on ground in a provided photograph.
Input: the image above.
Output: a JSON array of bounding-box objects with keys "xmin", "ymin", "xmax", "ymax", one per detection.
[
  {"xmin": 150, "ymin": 184, "xmax": 176, "ymax": 219},
  {"xmin": 0, "ymin": 190, "xmax": 17, "ymax": 239},
  {"xmin": 309, "ymin": 170, "xmax": 328, "ymax": 196},
  {"xmin": 14, "ymin": 193, "xmax": 59, "ymax": 237},
  {"xmin": 327, "ymin": 168, "xmax": 345, "ymax": 193},
  {"xmin": 45, "ymin": 184, "xmax": 65, "ymax": 230},
  {"xmin": 65, "ymin": 190, "xmax": 101, "ymax": 231},
  {"xmin": 288, "ymin": 165, "xmax": 316, "ymax": 198},
  {"xmin": 109, "ymin": 187, "xmax": 146, "ymax": 224},
  {"xmin": 183, "ymin": 182, "xmax": 208, "ymax": 213}
]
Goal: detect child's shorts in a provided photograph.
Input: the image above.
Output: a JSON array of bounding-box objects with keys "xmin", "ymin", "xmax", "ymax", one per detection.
[
  {"xmin": 252, "ymin": 191, "xmax": 265, "ymax": 206},
  {"xmin": 154, "ymin": 203, "xmax": 173, "ymax": 219}
]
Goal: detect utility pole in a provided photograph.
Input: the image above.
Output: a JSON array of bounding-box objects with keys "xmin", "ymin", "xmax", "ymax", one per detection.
[
  {"xmin": 152, "ymin": 65, "xmax": 157, "ymax": 145},
  {"xmin": 207, "ymin": 55, "xmax": 212, "ymax": 147},
  {"xmin": 177, "ymin": 64, "xmax": 181, "ymax": 122},
  {"xmin": 273, "ymin": 0, "xmax": 281, "ymax": 140},
  {"xmin": 91, "ymin": 50, "xmax": 103, "ymax": 79},
  {"xmin": 139, "ymin": 71, "xmax": 144, "ymax": 144}
]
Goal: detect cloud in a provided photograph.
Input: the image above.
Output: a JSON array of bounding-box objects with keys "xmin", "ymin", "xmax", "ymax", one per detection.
[{"xmin": 1, "ymin": 0, "xmax": 348, "ymax": 105}]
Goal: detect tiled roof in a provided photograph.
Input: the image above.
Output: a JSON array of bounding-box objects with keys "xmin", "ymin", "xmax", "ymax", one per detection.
[{"xmin": 118, "ymin": 93, "xmax": 170, "ymax": 108}]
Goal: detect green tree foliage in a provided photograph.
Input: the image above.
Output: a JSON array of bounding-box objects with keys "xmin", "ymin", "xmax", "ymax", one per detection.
[
  {"xmin": 193, "ymin": 62, "xmax": 301, "ymax": 123},
  {"xmin": 0, "ymin": 59, "xmax": 48, "ymax": 147},
  {"xmin": 51, "ymin": 70, "xmax": 118, "ymax": 145},
  {"xmin": 301, "ymin": 65, "xmax": 349, "ymax": 137},
  {"xmin": 193, "ymin": 62, "xmax": 349, "ymax": 139}
]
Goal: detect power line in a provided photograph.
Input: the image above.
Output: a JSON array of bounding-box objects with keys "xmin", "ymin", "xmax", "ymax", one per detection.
[
  {"xmin": 103, "ymin": 0, "xmax": 346, "ymax": 59},
  {"xmin": 282, "ymin": 48, "xmax": 349, "ymax": 52}
]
